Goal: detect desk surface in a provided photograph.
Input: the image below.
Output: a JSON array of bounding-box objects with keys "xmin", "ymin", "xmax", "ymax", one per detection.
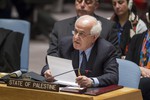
[{"xmin": 0, "ymin": 84, "xmax": 143, "ymax": 100}]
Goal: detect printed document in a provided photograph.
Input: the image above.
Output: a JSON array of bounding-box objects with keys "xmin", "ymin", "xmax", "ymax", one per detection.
[{"xmin": 47, "ymin": 56, "xmax": 78, "ymax": 87}]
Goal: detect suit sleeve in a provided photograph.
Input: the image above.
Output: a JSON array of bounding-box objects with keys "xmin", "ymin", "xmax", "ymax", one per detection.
[{"xmin": 97, "ymin": 45, "xmax": 119, "ymax": 86}]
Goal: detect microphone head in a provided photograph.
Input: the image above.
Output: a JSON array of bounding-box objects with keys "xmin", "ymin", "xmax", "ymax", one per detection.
[{"xmin": 9, "ymin": 70, "xmax": 22, "ymax": 78}]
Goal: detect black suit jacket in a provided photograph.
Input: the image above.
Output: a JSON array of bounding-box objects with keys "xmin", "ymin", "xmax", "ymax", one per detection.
[
  {"xmin": 47, "ymin": 14, "xmax": 121, "ymax": 57},
  {"xmin": 126, "ymin": 31, "xmax": 147, "ymax": 65},
  {"xmin": 43, "ymin": 36, "xmax": 118, "ymax": 87},
  {"xmin": 0, "ymin": 28, "xmax": 24, "ymax": 73}
]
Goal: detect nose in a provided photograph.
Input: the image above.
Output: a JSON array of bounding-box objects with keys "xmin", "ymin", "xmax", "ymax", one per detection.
[
  {"xmin": 115, "ymin": 3, "xmax": 120, "ymax": 8},
  {"xmin": 74, "ymin": 33, "xmax": 80, "ymax": 39},
  {"xmin": 74, "ymin": 33, "xmax": 80, "ymax": 38},
  {"xmin": 81, "ymin": 0, "xmax": 86, "ymax": 7}
]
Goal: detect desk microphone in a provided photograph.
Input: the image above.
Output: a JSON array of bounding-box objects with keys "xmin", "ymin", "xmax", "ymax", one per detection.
[
  {"xmin": 0, "ymin": 70, "xmax": 22, "ymax": 83},
  {"xmin": 53, "ymin": 68, "xmax": 78, "ymax": 78}
]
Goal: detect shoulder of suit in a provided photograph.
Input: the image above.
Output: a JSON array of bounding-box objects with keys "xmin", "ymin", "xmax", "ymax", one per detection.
[
  {"xmin": 98, "ymin": 38, "xmax": 115, "ymax": 48},
  {"xmin": 55, "ymin": 16, "xmax": 76, "ymax": 24},
  {"xmin": 95, "ymin": 15, "xmax": 115, "ymax": 25}
]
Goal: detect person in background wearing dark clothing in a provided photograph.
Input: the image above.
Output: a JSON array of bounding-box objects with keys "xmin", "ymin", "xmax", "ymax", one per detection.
[
  {"xmin": 0, "ymin": 0, "xmax": 11, "ymax": 18},
  {"xmin": 0, "ymin": 0, "xmax": 34, "ymax": 20},
  {"xmin": 47, "ymin": 0, "xmax": 121, "ymax": 59},
  {"xmin": 0, "ymin": 28, "xmax": 24, "ymax": 73},
  {"xmin": 42, "ymin": 15, "xmax": 118, "ymax": 88},
  {"xmin": 110, "ymin": 0, "xmax": 147, "ymax": 58},
  {"xmin": 126, "ymin": 7, "xmax": 150, "ymax": 100}
]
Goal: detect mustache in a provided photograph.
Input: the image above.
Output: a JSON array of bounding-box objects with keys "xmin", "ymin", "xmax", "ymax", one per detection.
[
  {"xmin": 77, "ymin": 10, "xmax": 87, "ymax": 13},
  {"xmin": 74, "ymin": 41, "xmax": 80, "ymax": 44}
]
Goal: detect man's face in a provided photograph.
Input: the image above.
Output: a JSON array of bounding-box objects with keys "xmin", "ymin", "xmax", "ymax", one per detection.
[
  {"xmin": 112, "ymin": 0, "xmax": 129, "ymax": 16},
  {"xmin": 73, "ymin": 22, "xmax": 96, "ymax": 51},
  {"xmin": 75, "ymin": 0, "xmax": 99, "ymax": 16}
]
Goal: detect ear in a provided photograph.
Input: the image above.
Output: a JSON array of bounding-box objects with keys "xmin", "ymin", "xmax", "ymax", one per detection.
[{"xmin": 92, "ymin": 35, "xmax": 98, "ymax": 43}]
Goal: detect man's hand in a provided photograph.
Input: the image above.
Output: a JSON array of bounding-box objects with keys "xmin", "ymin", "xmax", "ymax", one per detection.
[
  {"xmin": 44, "ymin": 69, "xmax": 54, "ymax": 82},
  {"xmin": 76, "ymin": 76, "xmax": 93, "ymax": 87}
]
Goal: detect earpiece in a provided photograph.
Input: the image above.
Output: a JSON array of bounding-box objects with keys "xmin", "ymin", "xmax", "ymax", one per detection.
[
  {"xmin": 128, "ymin": 0, "xmax": 133, "ymax": 10},
  {"xmin": 146, "ymin": 12, "xmax": 150, "ymax": 23}
]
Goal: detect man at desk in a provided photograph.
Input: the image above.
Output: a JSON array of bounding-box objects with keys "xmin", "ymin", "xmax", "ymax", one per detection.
[{"xmin": 42, "ymin": 15, "xmax": 118, "ymax": 88}]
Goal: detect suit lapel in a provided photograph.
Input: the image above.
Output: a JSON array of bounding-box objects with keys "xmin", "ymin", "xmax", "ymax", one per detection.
[
  {"xmin": 87, "ymin": 41, "xmax": 97, "ymax": 72},
  {"xmin": 72, "ymin": 50, "xmax": 79, "ymax": 76},
  {"xmin": 72, "ymin": 50, "xmax": 79, "ymax": 69}
]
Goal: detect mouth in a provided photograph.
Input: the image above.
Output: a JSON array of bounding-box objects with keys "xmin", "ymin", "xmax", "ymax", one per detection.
[
  {"xmin": 78, "ymin": 10, "xmax": 87, "ymax": 14},
  {"xmin": 74, "ymin": 41, "xmax": 80, "ymax": 44}
]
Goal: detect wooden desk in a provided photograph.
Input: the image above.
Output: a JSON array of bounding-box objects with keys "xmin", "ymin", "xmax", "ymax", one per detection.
[{"xmin": 0, "ymin": 84, "xmax": 143, "ymax": 100}]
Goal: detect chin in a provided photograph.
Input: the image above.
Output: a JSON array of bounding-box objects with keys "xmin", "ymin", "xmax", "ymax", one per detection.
[
  {"xmin": 77, "ymin": 12, "xmax": 87, "ymax": 16},
  {"xmin": 73, "ymin": 45, "xmax": 80, "ymax": 50},
  {"xmin": 78, "ymin": 13, "xmax": 85, "ymax": 17},
  {"xmin": 116, "ymin": 12, "xmax": 124, "ymax": 16}
]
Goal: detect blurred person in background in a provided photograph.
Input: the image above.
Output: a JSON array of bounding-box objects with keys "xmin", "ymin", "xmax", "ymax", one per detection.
[
  {"xmin": 110, "ymin": 0, "xmax": 147, "ymax": 58},
  {"xmin": 126, "ymin": 7, "xmax": 150, "ymax": 100},
  {"xmin": 41, "ymin": 0, "xmax": 122, "ymax": 78},
  {"xmin": 0, "ymin": 0, "xmax": 34, "ymax": 38},
  {"xmin": 0, "ymin": 0, "xmax": 34, "ymax": 20},
  {"xmin": 0, "ymin": 0, "xmax": 11, "ymax": 18}
]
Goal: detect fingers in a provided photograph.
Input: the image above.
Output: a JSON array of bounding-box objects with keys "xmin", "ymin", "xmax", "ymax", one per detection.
[
  {"xmin": 44, "ymin": 70, "xmax": 54, "ymax": 82},
  {"xmin": 76, "ymin": 76, "xmax": 92, "ymax": 87},
  {"xmin": 46, "ymin": 77, "xmax": 54, "ymax": 82}
]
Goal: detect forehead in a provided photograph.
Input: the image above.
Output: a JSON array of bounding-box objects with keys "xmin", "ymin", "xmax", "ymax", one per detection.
[
  {"xmin": 112, "ymin": 0, "xmax": 126, "ymax": 2},
  {"xmin": 75, "ymin": 23, "xmax": 88, "ymax": 30},
  {"xmin": 75, "ymin": 19, "xmax": 94, "ymax": 29},
  {"xmin": 76, "ymin": 0, "xmax": 98, "ymax": 3},
  {"xmin": 85, "ymin": 0, "xmax": 97, "ymax": 1},
  {"xmin": 75, "ymin": 23, "xmax": 91, "ymax": 33}
]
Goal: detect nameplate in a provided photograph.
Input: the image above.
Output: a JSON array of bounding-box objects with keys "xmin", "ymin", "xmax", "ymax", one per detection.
[{"xmin": 7, "ymin": 79, "xmax": 60, "ymax": 92}]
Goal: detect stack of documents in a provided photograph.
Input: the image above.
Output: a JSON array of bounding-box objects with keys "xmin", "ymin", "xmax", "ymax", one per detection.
[{"xmin": 47, "ymin": 56, "xmax": 78, "ymax": 87}]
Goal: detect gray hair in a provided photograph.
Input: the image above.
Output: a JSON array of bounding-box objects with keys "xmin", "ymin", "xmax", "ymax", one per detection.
[
  {"xmin": 75, "ymin": 15, "xmax": 102, "ymax": 37},
  {"xmin": 90, "ymin": 20, "xmax": 102, "ymax": 37}
]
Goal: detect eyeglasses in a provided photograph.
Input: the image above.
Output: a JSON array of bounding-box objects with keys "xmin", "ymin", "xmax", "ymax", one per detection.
[
  {"xmin": 76, "ymin": 0, "xmax": 98, "ymax": 5},
  {"xmin": 73, "ymin": 30, "xmax": 90, "ymax": 38}
]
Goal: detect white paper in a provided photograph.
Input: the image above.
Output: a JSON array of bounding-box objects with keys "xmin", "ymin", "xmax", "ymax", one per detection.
[{"xmin": 47, "ymin": 56, "xmax": 78, "ymax": 87}]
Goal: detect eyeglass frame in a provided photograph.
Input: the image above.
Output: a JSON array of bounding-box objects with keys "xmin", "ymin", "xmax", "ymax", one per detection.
[{"xmin": 73, "ymin": 29, "xmax": 92, "ymax": 38}]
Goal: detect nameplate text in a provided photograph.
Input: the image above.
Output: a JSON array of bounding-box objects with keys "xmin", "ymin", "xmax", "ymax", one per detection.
[{"xmin": 7, "ymin": 79, "xmax": 59, "ymax": 92}]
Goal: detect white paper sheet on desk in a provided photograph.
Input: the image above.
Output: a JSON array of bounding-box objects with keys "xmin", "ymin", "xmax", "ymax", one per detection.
[{"xmin": 47, "ymin": 56, "xmax": 78, "ymax": 87}]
